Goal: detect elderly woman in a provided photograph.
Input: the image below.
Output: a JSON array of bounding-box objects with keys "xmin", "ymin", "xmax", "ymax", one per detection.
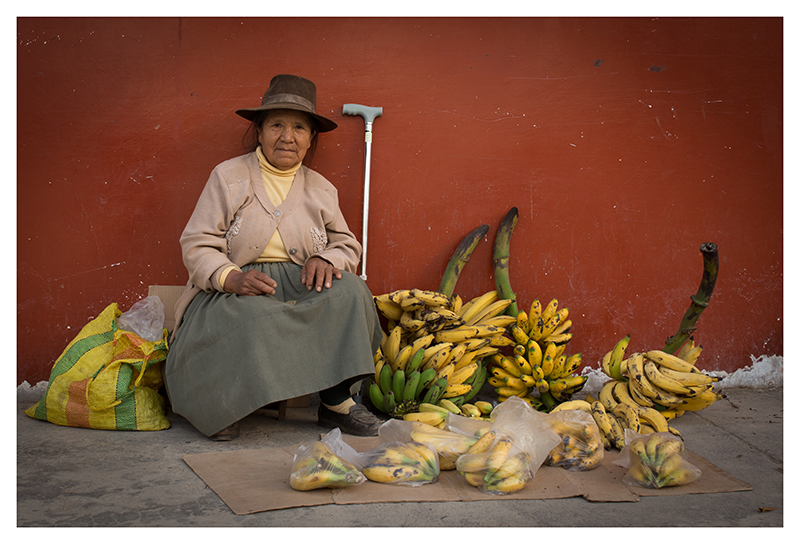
[{"xmin": 164, "ymin": 74, "xmax": 384, "ymax": 440}]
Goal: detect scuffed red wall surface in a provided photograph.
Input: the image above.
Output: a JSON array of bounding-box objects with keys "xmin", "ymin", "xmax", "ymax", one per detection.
[{"xmin": 17, "ymin": 17, "xmax": 782, "ymax": 384}]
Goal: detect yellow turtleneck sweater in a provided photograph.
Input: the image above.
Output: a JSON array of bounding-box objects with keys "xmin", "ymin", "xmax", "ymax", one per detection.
[{"xmin": 219, "ymin": 147, "xmax": 300, "ymax": 288}]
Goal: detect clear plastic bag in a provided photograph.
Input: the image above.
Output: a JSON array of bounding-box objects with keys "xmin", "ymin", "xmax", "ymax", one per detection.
[
  {"xmin": 289, "ymin": 429, "xmax": 366, "ymax": 491},
  {"xmin": 115, "ymin": 295, "xmax": 166, "ymax": 342},
  {"xmin": 545, "ymin": 409, "xmax": 605, "ymax": 471},
  {"xmin": 616, "ymin": 430, "xmax": 701, "ymax": 488},
  {"xmin": 358, "ymin": 439, "xmax": 440, "ymax": 486},
  {"xmin": 453, "ymin": 396, "xmax": 561, "ymax": 495},
  {"xmin": 379, "ymin": 418, "xmax": 478, "ymax": 470}
]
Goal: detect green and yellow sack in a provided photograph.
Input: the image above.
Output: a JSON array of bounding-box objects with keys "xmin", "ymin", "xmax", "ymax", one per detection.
[{"xmin": 25, "ymin": 302, "xmax": 170, "ymax": 431}]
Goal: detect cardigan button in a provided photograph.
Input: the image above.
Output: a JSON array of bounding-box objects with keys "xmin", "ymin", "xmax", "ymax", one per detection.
[
  {"xmin": 289, "ymin": 248, "xmax": 297, "ymax": 255},
  {"xmin": 274, "ymin": 210, "xmax": 281, "ymax": 216}
]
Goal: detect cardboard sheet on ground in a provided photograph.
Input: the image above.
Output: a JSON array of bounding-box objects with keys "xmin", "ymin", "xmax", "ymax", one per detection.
[{"xmin": 182, "ymin": 435, "xmax": 753, "ymax": 515}]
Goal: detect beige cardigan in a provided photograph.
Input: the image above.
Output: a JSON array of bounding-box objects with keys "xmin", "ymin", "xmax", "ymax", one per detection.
[{"xmin": 171, "ymin": 151, "xmax": 362, "ymax": 338}]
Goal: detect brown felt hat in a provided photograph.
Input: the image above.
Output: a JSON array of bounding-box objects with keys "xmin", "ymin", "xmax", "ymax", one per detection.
[{"xmin": 235, "ymin": 74, "xmax": 338, "ymax": 132}]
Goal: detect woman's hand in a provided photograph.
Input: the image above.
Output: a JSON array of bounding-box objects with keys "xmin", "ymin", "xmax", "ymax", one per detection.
[
  {"xmin": 223, "ymin": 269, "xmax": 277, "ymax": 296},
  {"xmin": 301, "ymin": 256, "xmax": 342, "ymax": 292}
]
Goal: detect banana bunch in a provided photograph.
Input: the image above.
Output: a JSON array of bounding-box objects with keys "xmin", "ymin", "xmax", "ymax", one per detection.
[
  {"xmin": 625, "ymin": 432, "xmax": 701, "ymax": 488},
  {"xmin": 370, "ymin": 288, "xmax": 516, "ymax": 417},
  {"xmin": 456, "ymin": 429, "xmax": 534, "ymax": 494},
  {"xmin": 360, "ymin": 441, "xmax": 440, "ymax": 486},
  {"xmin": 545, "ymin": 408, "xmax": 605, "ymax": 471},
  {"xmin": 402, "ymin": 399, "xmax": 493, "ymax": 432},
  {"xmin": 488, "ymin": 340, "xmax": 586, "ymax": 412},
  {"xmin": 512, "ymin": 297, "xmax": 574, "ymax": 348},
  {"xmin": 584, "ymin": 336, "xmax": 722, "ymax": 449},
  {"xmin": 289, "ymin": 441, "xmax": 366, "ymax": 491},
  {"xmin": 407, "ymin": 419, "xmax": 480, "ymax": 470}
]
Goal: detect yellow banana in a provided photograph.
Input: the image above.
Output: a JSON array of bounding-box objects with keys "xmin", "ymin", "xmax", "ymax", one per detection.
[
  {"xmin": 513, "ymin": 353, "xmax": 533, "ymax": 375},
  {"xmin": 516, "ymin": 309, "xmax": 530, "ymax": 335},
  {"xmin": 590, "ymin": 401, "xmax": 615, "ymax": 445},
  {"xmin": 611, "ymin": 402, "xmax": 641, "ymax": 433},
  {"xmin": 548, "ymin": 354, "xmax": 567, "ymax": 379},
  {"xmin": 606, "ymin": 411, "xmax": 627, "ymax": 449},
  {"xmin": 485, "ymin": 435, "xmax": 514, "ymax": 478},
  {"xmin": 418, "ymin": 402, "xmax": 450, "ymax": 415},
  {"xmin": 449, "ymin": 362, "xmax": 478, "ymax": 385},
  {"xmin": 608, "ymin": 334, "xmax": 631, "ymax": 380},
  {"xmin": 548, "ymin": 399, "xmax": 593, "ymax": 414},
  {"xmin": 645, "ymin": 350, "xmax": 700, "ymax": 374},
  {"xmin": 375, "ymin": 296, "xmax": 404, "ymax": 321},
  {"xmin": 450, "ymin": 293, "xmax": 463, "ymax": 315},
  {"xmin": 403, "ymin": 411, "xmax": 446, "ymax": 427},
  {"xmin": 393, "ymin": 344, "xmax": 414, "ymax": 371},
  {"xmin": 460, "ymin": 403, "xmax": 482, "ymax": 418},
  {"xmin": 551, "ymin": 317, "xmax": 572, "ymax": 336},
  {"xmin": 467, "ymin": 429, "xmax": 497, "ymax": 454},
  {"xmin": 442, "ymin": 383, "xmax": 472, "ymax": 398},
  {"xmin": 493, "ymin": 354, "xmax": 522, "ymax": 378},
  {"xmin": 382, "ymin": 325, "xmax": 403, "ymax": 367},
  {"xmin": 644, "ymin": 360, "xmax": 694, "ymax": 396},
  {"xmin": 612, "ymin": 380, "xmax": 640, "ymax": 410},
  {"xmin": 627, "ymin": 378, "xmax": 656, "ymax": 408},
  {"xmin": 528, "ymin": 298, "xmax": 542, "ymax": 321},
  {"xmin": 679, "ymin": 388, "xmax": 724, "ymax": 411},
  {"xmin": 658, "ymin": 366, "xmax": 718, "ymax": 386},
  {"xmin": 468, "ymin": 298, "xmax": 514, "ymax": 325},
  {"xmin": 436, "ymin": 362, "xmax": 455, "ymax": 383},
  {"xmin": 540, "ymin": 342, "xmax": 558, "ymax": 376},
  {"xmin": 600, "ymin": 350, "xmax": 613, "ymax": 378},
  {"xmin": 682, "ymin": 345, "xmax": 704, "ymax": 366},
  {"xmin": 433, "ymin": 326, "xmax": 480, "ymax": 344},
  {"xmin": 560, "ymin": 353, "xmax": 582, "ymax": 378},
  {"xmin": 421, "ymin": 343, "xmax": 453, "ymax": 370},
  {"xmin": 635, "ymin": 405, "xmax": 670, "ymax": 433},
  {"xmin": 459, "ymin": 290, "xmax": 499, "ymax": 323},
  {"xmin": 494, "ymin": 385, "xmax": 528, "ymax": 398},
  {"xmin": 474, "ymin": 400, "xmax": 494, "ymax": 416},
  {"xmin": 599, "ymin": 379, "xmax": 620, "ymax": 412},
  {"xmin": 526, "ymin": 339, "xmax": 543, "ymax": 368},
  {"xmin": 410, "ymin": 288, "xmax": 451, "ymax": 308},
  {"xmin": 399, "ymin": 310, "xmax": 427, "ymax": 332},
  {"xmin": 480, "ymin": 315, "xmax": 518, "ymax": 328},
  {"xmin": 540, "ymin": 298, "xmax": 558, "ymax": 322}
]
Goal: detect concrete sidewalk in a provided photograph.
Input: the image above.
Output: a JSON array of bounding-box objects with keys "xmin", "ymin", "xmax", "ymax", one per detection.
[{"xmin": 17, "ymin": 386, "xmax": 783, "ymax": 527}]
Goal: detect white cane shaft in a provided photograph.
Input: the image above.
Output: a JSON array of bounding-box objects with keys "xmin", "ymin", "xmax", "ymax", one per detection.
[{"xmin": 361, "ymin": 140, "xmax": 373, "ymax": 281}]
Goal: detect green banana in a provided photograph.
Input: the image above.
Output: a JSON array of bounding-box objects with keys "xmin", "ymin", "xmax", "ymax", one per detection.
[
  {"xmin": 462, "ymin": 364, "xmax": 487, "ymax": 402},
  {"xmin": 403, "ymin": 370, "xmax": 421, "ymax": 402},
  {"xmin": 379, "ymin": 363, "xmax": 393, "ymax": 395},
  {"xmin": 438, "ymin": 224, "xmax": 490, "ymax": 298},
  {"xmin": 384, "ymin": 389, "xmax": 397, "ymax": 413},
  {"xmin": 392, "ymin": 368, "xmax": 406, "ymax": 400},
  {"xmin": 416, "ymin": 367, "xmax": 437, "ymax": 398},
  {"xmin": 406, "ymin": 348, "xmax": 426, "ymax": 374},
  {"xmin": 493, "ymin": 207, "xmax": 519, "ymax": 317},
  {"xmin": 428, "ymin": 377, "xmax": 448, "ymax": 405},
  {"xmin": 369, "ymin": 382, "xmax": 386, "ymax": 412}
]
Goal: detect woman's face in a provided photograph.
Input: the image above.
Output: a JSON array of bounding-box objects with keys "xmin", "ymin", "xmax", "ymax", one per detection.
[{"xmin": 258, "ymin": 109, "xmax": 316, "ymax": 170}]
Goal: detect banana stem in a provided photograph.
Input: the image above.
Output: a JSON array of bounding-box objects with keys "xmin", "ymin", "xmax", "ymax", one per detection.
[
  {"xmin": 493, "ymin": 207, "xmax": 519, "ymax": 317},
  {"xmin": 438, "ymin": 224, "xmax": 490, "ymax": 297},
  {"xmin": 663, "ymin": 242, "xmax": 719, "ymax": 354}
]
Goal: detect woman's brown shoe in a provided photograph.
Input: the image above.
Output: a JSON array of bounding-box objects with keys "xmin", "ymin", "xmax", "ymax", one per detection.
[{"xmin": 318, "ymin": 404, "xmax": 383, "ymax": 436}]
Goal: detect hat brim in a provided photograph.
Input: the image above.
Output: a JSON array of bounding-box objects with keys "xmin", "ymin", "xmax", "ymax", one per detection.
[{"xmin": 235, "ymin": 103, "xmax": 338, "ymax": 132}]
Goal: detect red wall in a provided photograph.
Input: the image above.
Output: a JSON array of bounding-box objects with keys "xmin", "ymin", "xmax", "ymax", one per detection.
[{"xmin": 17, "ymin": 17, "xmax": 783, "ymax": 384}]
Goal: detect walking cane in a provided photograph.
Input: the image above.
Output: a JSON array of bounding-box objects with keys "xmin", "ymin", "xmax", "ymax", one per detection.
[{"xmin": 343, "ymin": 103, "xmax": 383, "ymax": 281}]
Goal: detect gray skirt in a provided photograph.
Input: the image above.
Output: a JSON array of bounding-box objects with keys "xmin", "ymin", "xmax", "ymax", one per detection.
[{"xmin": 164, "ymin": 262, "xmax": 382, "ymax": 436}]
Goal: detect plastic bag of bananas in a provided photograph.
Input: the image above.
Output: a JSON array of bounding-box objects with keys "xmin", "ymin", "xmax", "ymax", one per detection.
[
  {"xmin": 614, "ymin": 430, "xmax": 702, "ymax": 489},
  {"xmin": 543, "ymin": 408, "xmax": 604, "ymax": 471},
  {"xmin": 454, "ymin": 396, "xmax": 561, "ymax": 495},
  {"xmin": 378, "ymin": 418, "xmax": 481, "ymax": 470},
  {"xmin": 357, "ymin": 440, "xmax": 440, "ymax": 486},
  {"xmin": 289, "ymin": 430, "xmax": 367, "ymax": 491}
]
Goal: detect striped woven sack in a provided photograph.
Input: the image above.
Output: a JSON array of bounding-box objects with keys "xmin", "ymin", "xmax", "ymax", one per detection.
[{"xmin": 25, "ymin": 302, "xmax": 171, "ymax": 431}]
